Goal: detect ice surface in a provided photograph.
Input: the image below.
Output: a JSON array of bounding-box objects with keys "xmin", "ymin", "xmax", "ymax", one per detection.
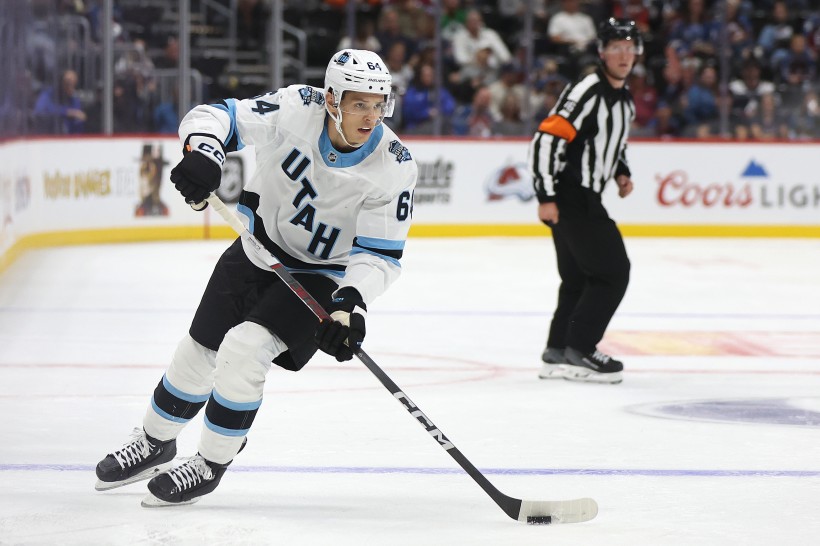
[{"xmin": 1, "ymin": 237, "xmax": 819, "ymax": 545}]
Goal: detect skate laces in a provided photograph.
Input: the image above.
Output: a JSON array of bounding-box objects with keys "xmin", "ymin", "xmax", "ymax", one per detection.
[
  {"xmin": 112, "ymin": 428, "xmax": 153, "ymax": 469},
  {"xmin": 168, "ymin": 456, "xmax": 214, "ymax": 491},
  {"xmin": 592, "ymin": 350, "xmax": 611, "ymax": 364}
]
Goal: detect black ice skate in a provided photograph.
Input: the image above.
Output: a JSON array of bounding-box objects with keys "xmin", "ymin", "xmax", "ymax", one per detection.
[
  {"xmin": 141, "ymin": 438, "xmax": 246, "ymax": 508},
  {"xmin": 563, "ymin": 347, "xmax": 624, "ymax": 384},
  {"xmin": 539, "ymin": 346, "xmax": 567, "ymax": 379},
  {"xmin": 95, "ymin": 427, "xmax": 177, "ymax": 491},
  {"xmin": 141, "ymin": 455, "xmax": 228, "ymax": 507}
]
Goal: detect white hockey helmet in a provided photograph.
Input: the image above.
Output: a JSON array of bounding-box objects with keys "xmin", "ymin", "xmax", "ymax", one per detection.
[{"xmin": 325, "ymin": 49, "xmax": 395, "ymax": 119}]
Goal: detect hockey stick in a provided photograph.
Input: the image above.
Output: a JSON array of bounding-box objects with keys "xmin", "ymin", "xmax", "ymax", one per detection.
[{"xmin": 202, "ymin": 194, "xmax": 598, "ymax": 525}]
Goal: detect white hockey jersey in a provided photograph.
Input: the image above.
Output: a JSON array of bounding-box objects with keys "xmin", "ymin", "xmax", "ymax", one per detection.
[{"xmin": 178, "ymin": 85, "xmax": 418, "ymax": 305}]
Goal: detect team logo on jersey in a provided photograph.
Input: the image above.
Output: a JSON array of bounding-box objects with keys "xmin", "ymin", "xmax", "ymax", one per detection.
[
  {"xmin": 298, "ymin": 86, "xmax": 325, "ymax": 106},
  {"xmin": 334, "ymin": 51, "xmax": 351, "ymax": 65},
  {"xmin": 327, "ymin": 151, "xmax": 338, "ymax": 163},
  {"xmin": 388, "ymin": 140, "xmax": 411, "ymax": 163}
]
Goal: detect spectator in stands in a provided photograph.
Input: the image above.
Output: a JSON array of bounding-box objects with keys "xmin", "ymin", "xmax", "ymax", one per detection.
[
  {"xmin": 383, "ymin": 41, "xmax": 414, "ymax": 131},
  {"xmin": 645, "ymin": 101, "xmax": 682, "ymax": 138},
  {"xmin": 547, "ymin": 0, "xmax": 597, "ymax": 54},
  {"xmin": 411, "ymin": 10, "xmax": 439, "ymax": 54},
  {"xmin": 154, "ymin": 36, "xmax": 180, "ymax": 70},
  {"xmin": 464, "ymin": 85, "xmax": 498, "ymax": 137},
  {"xmin": 451, "ymin": 9, "xmax": 512, "ymax": 72},
  {"xmin": 664, "ymin": 56, "xmax": 703, "ymax": 133},
  {"xmin": 112, "ymin": 77, "xmax": 146, "ymax": 133},
  {"xmin": 774, "ymin": 34, "xmax": 816, "ymax": 84},
  {"xmin": 627, "ymin": 63, "xmax": 658, "ymax": 135},
  {"xmin": 547, "ymin": 0, "xmax": 598, "ymax": 80},
  {"xmin": 494, "ymin": 92, "xmax": 526, "ymax": 136},
  {"xmin": 748, "ymin": 92, "xmax": 789, "ymax": 140},
  {"xmin": 757, "ymin": 1, "xmax": 796, "ymax": 71},
  {"xmin": 338, "ymin": 17, "xmax": 382, "ymax": 53},
  {"xmin": 778, "ymin": 57, "xmax": 814, "ymax": 121},
  {"xmin": 656, "ymin": 48, "xmax": 691, "ymax": 135},
  {"xmin": 532, "ymin": 87, "xmax": 559, "ymax": 123},
  {"xmin": 32, "ymin": 68, "xmax": 86, "ymax": 134},
  {"xmin": 115, "ymin": 38, "xmax": 157, "ymax": 125},
  {"xmin": 440, "ymin": 0, "xmax": 468, "ymax": 42},
  {"xmin": 667, "ymin": 0, "xmax": 717, "ymax": 60},
  {"xmin": 384, "ymin": 41, "xmax": 414, "ymax": 96},
  {"xmin": 488, "ymin": 62, "xmax": 526, "ymax": 121},
  {"xmin": 788, "ymin": 88, "xmax": 820, "ymax": 139},
  {"xmin": 389, "ymin": 0, "xmax": 428, "ymax": 40},
  {"xmin": 729, "ymin": 57, "xmax": 776, "ymax": 128},
  {"xmin": 376, "ymin": 7, "xmax": 418, "ymax": 62},
  {"xmin": 532, "ymin": 58, "xmax": 569, "ymax": 98},
  {"xmin": 448, "ymin": 46, "xmax": 499, "ymax": 105},
  {"xmin": 683, "ymin": 63, "xmax": 720, "ymax": 137},
  {"xmin": 86, "ymin": 1, "xmax": 127, "ymax": 43},
  {"xmin": 717, "ymin": 0, "xmax": 754, "ymax": 61},
  {"xmin": 804, "ymin": 10, "xmax": 820, "ymax": 53},
  {"xmin": 402, "ymin": 63, "xmax": 456, "ymax": 134}
]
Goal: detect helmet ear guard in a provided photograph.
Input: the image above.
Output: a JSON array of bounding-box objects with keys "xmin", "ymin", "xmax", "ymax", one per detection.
[{"xmin": 597, "ymin": 17, "xmax": 643, "ymax": 55}]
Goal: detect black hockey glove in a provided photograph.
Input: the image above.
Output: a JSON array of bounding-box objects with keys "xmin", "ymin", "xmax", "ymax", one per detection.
[
  {"xmin": 170, "ymin": 149, "xmax": 222, "ymax": 209},
  {"xmin": 315, "ymin": 287, "xmax": 367, "ymax": 362}
]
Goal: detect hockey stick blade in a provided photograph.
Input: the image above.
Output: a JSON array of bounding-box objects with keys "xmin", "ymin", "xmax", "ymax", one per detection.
[
  {"xmin": 203, "ymin": 194, "xmax": 598, "ymax": 524},
  {"xmin": 353, "ymin": 344, "xmax": 598, "ymax": 524}
]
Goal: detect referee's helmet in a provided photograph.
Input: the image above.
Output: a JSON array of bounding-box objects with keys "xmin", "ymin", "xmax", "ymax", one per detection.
[{"xmin": 597, "ymin": 18, "xmax": 643, "ymax": 55}]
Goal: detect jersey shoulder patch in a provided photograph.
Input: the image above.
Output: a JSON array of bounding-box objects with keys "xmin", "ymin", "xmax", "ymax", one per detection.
[
  {"xmin": 388, "ymin": 140, "xmax": 412, "ymax": 163},
  {"xmin": 298, "ymin": 86, "xmax": 325, "ymax": 107}
]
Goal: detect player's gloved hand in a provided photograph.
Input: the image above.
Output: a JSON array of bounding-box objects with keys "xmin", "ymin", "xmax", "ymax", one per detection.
[
  {"xmin": 170, "ymin": 147, "xmax": 222, "ymax": 210},
  {"xmin": 315, "ymin": 287, "xmax": 367, "ymax": 362}
]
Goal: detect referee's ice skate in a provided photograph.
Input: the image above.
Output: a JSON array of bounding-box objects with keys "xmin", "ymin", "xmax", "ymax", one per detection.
[
  {"xmin": 538, "ymin": 346, "xmax": 567, "ymax": 379},
  {"xmin": 562, "ymin": 348, "xmax": 624, "ymax": 384},
  {"xmin": 94, "ymin": 428, "xmax": 176, "ymax": 491}
]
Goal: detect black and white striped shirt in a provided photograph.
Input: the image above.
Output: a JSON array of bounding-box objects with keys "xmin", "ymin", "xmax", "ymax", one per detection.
[{"xmin": 529, "ymin": 68, "xmax": 635, "ymax": 203}]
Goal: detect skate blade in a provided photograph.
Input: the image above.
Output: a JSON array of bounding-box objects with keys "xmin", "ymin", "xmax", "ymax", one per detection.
[
  {"xmin": 563, "ymin": 369, "xmax": 623, "ymax": 384},
  {"xmin": 538, "ymin": 364, "xmax": 566, "ymax": 379},
  {"xmin": 141, "ymin": 493, "xmax": 200, "ymax": 508},
  {"xmin": 94, "ymin": 461, "xmax": 175, "ymax": 491}
]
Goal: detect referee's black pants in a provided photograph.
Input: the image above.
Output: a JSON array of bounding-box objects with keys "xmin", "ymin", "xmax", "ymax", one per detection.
[{"xmin": 546, "ymin": 185, "xmax": 630, "ymax": 353}]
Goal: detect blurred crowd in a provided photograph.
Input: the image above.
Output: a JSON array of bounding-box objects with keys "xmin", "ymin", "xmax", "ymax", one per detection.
[{"xmin": 3, "ymin": 0, "xmax": 820, "ymax": 140}]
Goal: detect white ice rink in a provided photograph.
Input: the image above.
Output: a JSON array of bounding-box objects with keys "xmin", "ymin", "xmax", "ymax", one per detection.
[{"xmin": 1, "ymin": 236, "xmax": 819, "ymax": 545}]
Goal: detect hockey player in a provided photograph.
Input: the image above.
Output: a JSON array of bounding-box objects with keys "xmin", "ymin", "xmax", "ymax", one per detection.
[
  {"xmin": 529, "ymin": 18, "xmax": 641, "ymax": 384},
  {"xmin": 94, "ymin": 49, "xmax": 418, "ymax": 506}
]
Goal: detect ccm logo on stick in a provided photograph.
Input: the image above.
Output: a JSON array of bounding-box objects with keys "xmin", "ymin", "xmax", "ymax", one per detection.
[{"xmin": 394, "ymin": 391, "xmax": 454, "ymax": 450}]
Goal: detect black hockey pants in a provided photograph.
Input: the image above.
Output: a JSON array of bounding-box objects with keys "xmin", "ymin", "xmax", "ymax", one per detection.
[{"xmin": 546, "ymin": 184, "xmax": 630, "ymax": 353}]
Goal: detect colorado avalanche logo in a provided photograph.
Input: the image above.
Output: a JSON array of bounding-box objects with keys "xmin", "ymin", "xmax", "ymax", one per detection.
[
  {"xmin": 484, "ymin": 162, "xmax": 535, "ymax": 201},
  {"xmin": 388, "ymin": 140, "xmax": 412, "ymax": 163},
  {"xmin": 335, "ymin": 51, "xmax": 351, "ymax": 66},
  {"xmin": 298, "ymin": 87, "xmax": 325, "ymax": 106}
]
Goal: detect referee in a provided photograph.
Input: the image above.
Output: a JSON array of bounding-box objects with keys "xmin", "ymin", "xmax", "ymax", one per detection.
[{"xmin": 528, "ymin": 18, "xmax": 642, "ymax": 384}]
